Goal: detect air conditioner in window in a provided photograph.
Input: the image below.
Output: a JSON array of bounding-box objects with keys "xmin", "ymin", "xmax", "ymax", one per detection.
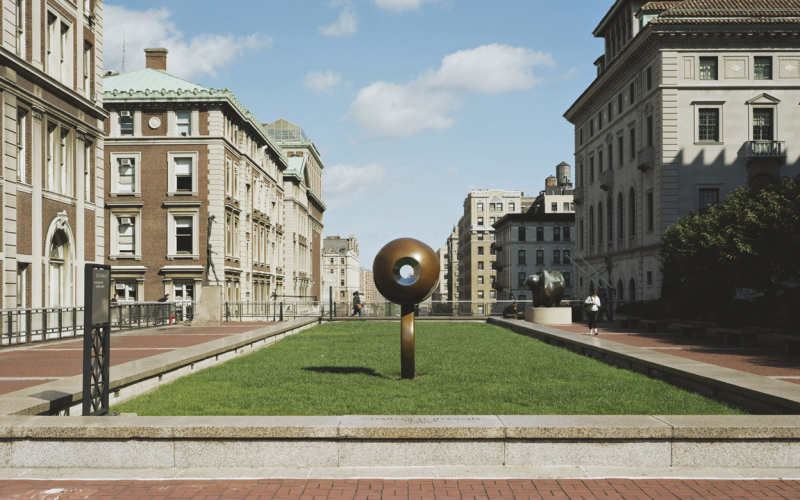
[
  {"xmin": 119, "ymin": 158, "xmax": 132, "ymax": 166},
  {"xmin": 181, "ymin": 132, "xmax": 188, "ymax": 137},
  {"xmin": 119, "ymin": 110, "xmax": 131, "ymax": 117},
  {"xmin": 119, "ymin": 217, "xmax": 133, "ymax": 225}
]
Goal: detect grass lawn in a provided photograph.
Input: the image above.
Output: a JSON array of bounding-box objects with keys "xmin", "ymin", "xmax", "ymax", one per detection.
[{"xmin": 113, "ymin": 322, "xmax": 745, "ymax": 415}]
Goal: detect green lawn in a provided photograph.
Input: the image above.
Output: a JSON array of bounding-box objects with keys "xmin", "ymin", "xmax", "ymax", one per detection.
[{"xmin": 113, "ymin": 322, "xmax": 745, "ymax": 415}]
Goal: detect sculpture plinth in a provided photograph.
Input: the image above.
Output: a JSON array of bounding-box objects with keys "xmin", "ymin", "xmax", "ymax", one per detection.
[
  {"xmin": 524, "ymin": 270, "xmax": 571, "ymax": 325},
  {"xmin": 373, "ymin": 238, "xmax": 439, "ymax": 380}
]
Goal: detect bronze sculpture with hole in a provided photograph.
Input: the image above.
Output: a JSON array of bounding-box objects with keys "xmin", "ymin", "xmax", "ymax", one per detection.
[{"xmin": 373, "ymin": 238, "xmax": 440, "ymax": 380}]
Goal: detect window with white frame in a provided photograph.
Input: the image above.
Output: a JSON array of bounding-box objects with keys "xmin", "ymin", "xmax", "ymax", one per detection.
[
  {"xmin": 110, "ymin": 211, "xmax": 141, "ymax": 258},
  {"xmin": 46, "ymin": 122, "xmax": 73, "ymax": 195},
  {"xmin": 84, "ymin": 142, "xmax": 92, "ymax": 202},
  {"xmin": 115, "ymin": 282, "xmax": 137, "ymax": 302},
  {"xmin": 225, "ymin": 158, "xmax": 232, "ymax": 197},
  {"xmin": 47, "ymin": 123, "xmax": 56, "ymax": 190},
  {"xmin": 17, "ymin": 109, "xmax": 26, "ymax": 183},
  {"xmin": 168, "ymin": 212, "xmax": 198, "ymax": 257},
  {"xmin": 509, "ymin": 202, "xmax": 515, "ymax": 211},
  {"xmin": 177, "ymin": 111, "xmax": 191, "ymax": 136},
  {"xmin": 15, "ymin": 0, "xmax": 24, "ymax": 59},
  {"xmin": 117, "ymin": 216, "xmax": 136, "ymax": 255},
  {"xmin": 754, "ymin": 56, "xmax": 772, "ymax": 80},
  {"xmin": 119, "ymin": 111, "xmax": 133, "ymax": 136},
  {"xmin": 699, "ymin": 57, "xmax": 718, "ymax": 80},
  {"xmin": 59, "ymin": 21, "xmax": 70, "ymax": 84},
  {"xmin": 59, "ymin": 127, "xmax": 72, "ymax": 195},
  {"xmin": 84, "ymin": 42, "xmax": 92, "ymax": 98},
  {"xmin": 46, "ymin": 13, "xmax": 56, "ymax": 77},
  {"xmin": 698, "ymin": 108, "xmax": 720, "ymax": 142},
  {"xmin": 168, "ymin": 153, "xmax": 198, "ymax": 194}
]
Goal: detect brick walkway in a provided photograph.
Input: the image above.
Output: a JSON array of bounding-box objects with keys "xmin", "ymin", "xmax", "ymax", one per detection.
[
  {"xmin": 0, "ymin": 322, "xmax": 277, "ymax": 396},
  {"xmin": 1, "ymin": 479, "xmax": 800, "ymax": 500},
  {"xmin": 555, "ymin": 321, "xmax": 800, "ymax": 384}
]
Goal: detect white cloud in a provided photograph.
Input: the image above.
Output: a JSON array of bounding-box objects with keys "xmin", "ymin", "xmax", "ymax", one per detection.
[
  {"xmin": 346, "ymin": 44, "xmax": 554, "ymax": 137},
  {"xmin": 304, "ymin": 70, "xmax": 343, "ymax": 93},
  {"xmin": 372, "ymin": 0, "xmax": 440, "ymax": 12},
  {"xmin": 320, "ymin": 8, "xmax": 358, "ymax": 36},
  {"xmin": 104, "ymin": 5, "xmax": 270, "ymax": 80},
  {"xmin": 324, "ymin": 164, "xmax": 388, "ymax": 207}
]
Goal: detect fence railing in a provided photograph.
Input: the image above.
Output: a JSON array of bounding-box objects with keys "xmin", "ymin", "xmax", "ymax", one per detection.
[
  {"xmin": 0, "ymin": 302, "xmax": 195, "ymax": 348},
  {"xmin": 223, "ymin": 301, "xmax": 323, "ymax": 322}
]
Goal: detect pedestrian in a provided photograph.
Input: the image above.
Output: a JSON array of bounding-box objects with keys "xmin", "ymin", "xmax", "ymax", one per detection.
[
  {"xmin": 111, "ymin": 293, "xmax": 118, "ymax": 303},
  {"xmin": 351, "ymin": 291, "xmax": 362, "ymax": 317},
  {"xmin": 158, "ymin": 293, "xmax": 170, "ymax": 303},
  {"xmin": 584, "ymin": 290, "xmax": 601, "ymax": 335},
  {"xmin": 503, "ymin": 301, "xmax": 520, "ymax": 319}
]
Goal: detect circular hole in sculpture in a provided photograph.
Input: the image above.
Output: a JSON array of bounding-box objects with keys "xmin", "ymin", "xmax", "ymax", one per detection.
[{"xmin": 392, "ymin": 257, "xmax": 421, "ymax": 286}]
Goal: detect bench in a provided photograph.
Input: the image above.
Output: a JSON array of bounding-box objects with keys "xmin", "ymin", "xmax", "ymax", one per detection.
[
  {"xmin": 672, "ymin": 321, "xmax": 712, "ymax": 339},
  {"xmin": 617, "ymin": 315, "xmax": 641, "ymax": 329},
  {"xmin": 641, "ymin": 319, "xmax": 670, "ymax": 333},
  {"xmin": 773, "ymin": 334, "xmax": 800, "ymax": 355},
  {"xmin": 716, "ymin": 327, "xmax": 759, "ymax": 347}
]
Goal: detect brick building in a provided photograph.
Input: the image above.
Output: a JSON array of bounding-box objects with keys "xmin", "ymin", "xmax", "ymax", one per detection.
[
  {"xmin": 0, "ymin": 0, "xmax": 107, "ymax": 309},
  {"xmin": 103, "ymin": 49, "xmax": 289, "ymax": 305}
]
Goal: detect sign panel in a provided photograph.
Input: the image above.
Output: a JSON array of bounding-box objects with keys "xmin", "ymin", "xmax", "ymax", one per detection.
[{"xmin": 91, "ymin": 268, "xmax": 110, "ymax": 326}]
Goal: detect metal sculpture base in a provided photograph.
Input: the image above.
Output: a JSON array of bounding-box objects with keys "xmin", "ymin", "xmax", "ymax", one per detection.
[
  {"xmin": 192, "ymin": 286, "xmax": 222, "ymax": 327},
  {"xmin": 525, "ymin": 307, "xmax": 572, "ymax": 326},
  {"xmin": 401, "ymin": 304, "xmax": 415, "ymax": 379}
]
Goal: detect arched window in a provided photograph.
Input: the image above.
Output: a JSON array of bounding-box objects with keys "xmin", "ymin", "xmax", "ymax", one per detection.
[
  {"xmin": 629, "ymin": 278, "xmax": 637, "ymax": 301},
  {"xmin": 48, "ymin": 230, "xmax": 69, "ymax": 306},
  {"xmin": 617, "ymin": 279, "xmax": 624, "ymax": 303},
  {"xmin": 629, "ymin": 188, "xmax": 637, "ymax": 237},
  {"xmin": 607, "ymin": 197, "xmax": 613, "ymax": 243},
  {"xmin": 589, "ymin": 206, "xmax": 595, "ymax": 248},
  {"xmin": 617, "ymin": 192, "xmax": 624, "ymax": 241},
  {"xmin": 598, "ymin": 202, "xmax": 604, "ymax": 245}
]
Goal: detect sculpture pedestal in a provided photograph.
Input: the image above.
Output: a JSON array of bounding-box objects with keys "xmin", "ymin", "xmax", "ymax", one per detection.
[
  {"xmin": 525, "ymin": 307, "xmax": 572, "ymax": 325},
  {"xmin": 192, "ymin": 286, "xmax": 222, "ymax": 327}
]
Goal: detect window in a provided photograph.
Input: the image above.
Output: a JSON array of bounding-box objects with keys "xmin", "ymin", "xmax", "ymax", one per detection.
[
  {"xmin": 646, "ymin": 115, "xmax": 653, "ymax": 147},
  {"xmin": 477, "ymin": 202, "xmax": 483, "ymax": 212},
  {"xmin": 629, "ymin": 128, "xmax": 635, "ymax": 158},
  {"xmin": 478, "ymin": 246, "xmax": 484, "ymax": 256},
  {"xmin": 117, "ymin": 216, "xmax": 135, "ymax": 255},
  {"xmin": 699, "ymin": 188, "xmax": 719, "ymax": 214},
  {"xmin": 84, "ymin": 142, "xmax": 92, "ymax": 201},
  {"xmin": 490, "ymin": 217, "xmax": 495, "ymax": 224},
  {"xmin": 553, "ymin": 227, "xmax": 561, "ymax": 241},
  {"xmin": 115, "ymin": 282, "xmax": 137, "ymax": 302},
  {"xmin": 84, "ymin": 43, "xmax": 92, "ymax": 98},
  {"xmin": 563, "ymin": 202, "xmax": 570, "ymax": 211},
  {"xmin": 698, "ymin": 109, "xmax": 719, "ymax": 142},
  {"xmin": 536, "ymin": 250, "xmax": 544, "ymax": 265},
  {"xmin": 489, "ymin": 203, "xmax": 495, "ymax": 211},
  {"xmin": 518, "ymin": 250, "xmax": 526, "ymax": 265},
  {"xmin": 629, "ymin": 188, "xmax": 636, "ymax": 237},
  {"xmin": 490, "ymin": 290, "xmax": 496, "ymax": 299},
  {"xmin": 509, "ymin": 202, "xmax": 515, "ymax": 211},
  {"xmin": 700, "ymin": 57, "xmax": 718, "ymax": 80},
  {"xmin": 17, "ymin": 109, "xmax": 26, "ymax": 183},
  {"xmin": 15, "ymin": 0, "xmax": 24, "ymax": 58},
  {"xmin": 536, "ymin": 227, "xmax": 544, "ymax": 241},
  {"xmin": 117, "ymin": 157, "xmax": 135, "ymax": 193},
  {"xmin": 477, "ymin": 217, "xmax": 483, "ymax": 225},
  {"xmin": 647, "ymin": 271, "xmax": 653, "ymax": 285},
  {"xmin": 647, "ymin": 191, "xmax": 654, "ymax": 232},
  {"xmin": 589, "ymin": 156, "xmax": 594, "ymax": 182},
  {"xmin": 518, "ymin": 226, "xmax": 526, "ymax": 241},
  {"xmin": 175, "ymin": 216, "xmax": 193, "ymax": 254},
  {"xmin": 753, "ymin": 108, "xmax": 773, "ymax": 141},
  {"xmin": 119, "ymin": 111, "xmax": 133, "ymax": 136},
  {"xmin": 477, "ymin": 232, "xmax": 484, "ymax": 241},
  {"xmin": 599, "ymin": 149, "xmax": 604, "ymax": 172},
  {"xmin": 608, "ymin": 143, "xmax": 613, "ymax": 169},
  {"xmin": 518, "ymin": 272, "xmax": 526, "ymax": 287},
  {"xmin": 553, "ymin": 250, "xmax": 561, "ymax": 265},
  {"xmin": 340, "ymin": 280, "xmax": 345, "ymax": 286},
  {"xmin": 618, "ymin": 93, "xmax": 623, "ymax": 114},
  {"xmin": 589, "ymin": 119, "xmax": 594, "ymax": 136},
  {"xmin": 629, "ymin": 82, "xmax": 635, "ymax": 104},
  {"xmin": 564, "ymin": 250, "xmax": 571, "ymax": 264},
  {"xmin": 60, "ymin": 22, "xmax": 69, "ymax": 83},
  {"xmin": 497, "ymin": 203, "xmax": 503, "ymax": 211},
  {"xmin": 477, "ymin": 305, "xmax": 484, "ymax": 315},
  {"xmin": 478, "ymin": 276, "xmax": 484, "ymax": 285},
  {"xmin": 340, "ymin": 258, "xmax": 345, "ymax": 264},
  {"xmin": 340, "ymin": 291, "xmax": 345, "ymax": 298},
  {"xmin": 46, "ymin": 13, "xmax": 56, "ymax": 76},
  {"xmin": 478, "ymin": 261, "xmax": 484, "ymax": 270},
  {"xmin": 579, "ymin": 128, "xmax": 583, "ymax": 145},
  {"xmin": 175, "ymin": 158, "xmax": 193, "ymax": 192},
  {"xmin": 564, "ymin": 227, "xmax": 571, "ymax": 241},
  {"xmin": 646, "ymin": 66, "xmax": 652, "ymax": 90},
  {"xmin": 580, "ymin": 219, "xmax": 585, "ymax": 249},
  {"xmin": 340, "ymin": 269, "xmax": 344, "ymax": 276},
  {"xmin": 608, "ymin": 102, "xmax": 612, "ymax": 120},
  {"xmin": 754, "ymin": 56, "xmax": 772, "ymax": 80},
  {"xmin": 598, "ymin": 202, "xmax": 604, "ymax": 245},
  {"xmin": 551, "ymin": 202, "xmax": 558, "ymax": 212},
  {"xmin": 177, "ymin": 111, "xmax": 191, "ymax": 136},
  {"xmin": 564, "ymin": 272, "xmax": 571, "ymax": 288},
  {"xmin": 598, "ymin": 110, "xmax": 603, "ymax": 129},
  {"xmin": 618, "ymin": 136, "xmax": 623, "ymax": 166},
  {"xmin": 225, "ymin": 213, "xmax": 233, "ymax": 256}
]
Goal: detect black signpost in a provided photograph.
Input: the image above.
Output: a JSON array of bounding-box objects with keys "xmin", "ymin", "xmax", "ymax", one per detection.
[{"xmin": 82, "ymin": 263, "xmax": 111, "ymax": 416}]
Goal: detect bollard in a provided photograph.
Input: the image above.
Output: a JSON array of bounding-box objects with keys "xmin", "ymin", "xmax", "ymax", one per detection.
[{"xmin": 279, "ymin": 302, "xmax": 284, "ymax": 322}]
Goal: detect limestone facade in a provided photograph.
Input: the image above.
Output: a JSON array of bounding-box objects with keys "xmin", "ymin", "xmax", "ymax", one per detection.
[{"xmin": 322, "ymin": 235, "xmax": 359, "ymax": 302}]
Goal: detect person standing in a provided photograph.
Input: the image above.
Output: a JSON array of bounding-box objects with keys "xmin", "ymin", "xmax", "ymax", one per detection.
[
  {"xmin": 584, "ymin": 291, "xmax": 601, "ymax": 335},
  {"xmin": 351, "ymin": 291, "xmax": 362, "ymax": 317}
]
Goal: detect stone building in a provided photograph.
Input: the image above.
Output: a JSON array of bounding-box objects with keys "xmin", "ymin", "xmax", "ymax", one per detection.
[
  {"xmin": 264, "ymin": 119, "xmax": 325, "ymax": 301},
  {"xmin": 564, "ymin": 0, "xmax": 800, "ymax": 301},
  {"xmin": 322, "ymin": 235, "xmax": 359, "ymax": 302},
  {"xmin": 456, "ymin": 190, "xmax": 523, "ymax": 314},
  {"xmin": 445, "ymin": 226, "xmax": 459, "ymax": 301},
  {"xmin": 493, "ymin": 165, "xmax": 576, "ymax": 302},
  {"xmin": 103, "ymin": 49, "xmax": 288, "ymax": 305},
  {"xmin": 0, "ymin": 0, "xmax": 107, "ymax": 309},
  {"xmin": 431, "ymin": 247, "xmax": 448, "ymax": 302}
]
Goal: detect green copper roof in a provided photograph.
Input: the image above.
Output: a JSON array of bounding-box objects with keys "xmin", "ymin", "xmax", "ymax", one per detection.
[{"xmin": 104, "ymin": 68, "xmax": 206, "ymax": 93}]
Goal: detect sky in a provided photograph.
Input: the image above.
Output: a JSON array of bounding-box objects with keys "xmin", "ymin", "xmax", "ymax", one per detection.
[{"xmin": 104, "ymin": 0, "xmax": 611, "ymax": 267}]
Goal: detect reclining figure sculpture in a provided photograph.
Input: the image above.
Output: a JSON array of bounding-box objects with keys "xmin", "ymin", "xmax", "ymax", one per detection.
[{"xmin": 524, "ymin": 270, "xmax": 566, "ymax": 308}]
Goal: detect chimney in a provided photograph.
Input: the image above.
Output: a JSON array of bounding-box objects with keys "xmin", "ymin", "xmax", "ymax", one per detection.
[{"xmin": 144, "ymin": 48, "xmax": 168, "ymax": 72}]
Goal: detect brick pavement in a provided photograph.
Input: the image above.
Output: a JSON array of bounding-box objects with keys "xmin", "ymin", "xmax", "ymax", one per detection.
[
  {"xmin": 0, "ymin": 322, "xmax": 277, "ymax": 396},
  {"xmin": 554, "ymin": 321, "xmax": 800, "ymax": 380},
  {"xmin": 1, "ymin": 479, "xmax": 800, "ymax": 500}
]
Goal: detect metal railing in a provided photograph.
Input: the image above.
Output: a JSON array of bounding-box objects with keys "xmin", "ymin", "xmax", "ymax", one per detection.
[
  {"xmin": 223, "ymin": 301, "xmax": 323, "ymax": 322},
  {"xmin": 746, "ymin": 140, "xmax": 785, "ymax": 159},
  {"xmin": 0, "ymin": 302, "xmax": 195, "ymax": 348}
]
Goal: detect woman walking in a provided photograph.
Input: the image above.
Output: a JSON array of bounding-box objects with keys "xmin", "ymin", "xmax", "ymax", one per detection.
[{"xmin": 584, "ymin": 290, "xmax": 601, "ymax": 335}]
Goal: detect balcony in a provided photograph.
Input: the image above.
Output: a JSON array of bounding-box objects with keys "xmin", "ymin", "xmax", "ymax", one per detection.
[
  {"xmin": 636, "ymin": 147, "xmax": 655, "ymax": 172},
  {"xmin": 599, "ymin": 169, "xmax": 614, "ymax": 191},
  {"xmin": 573, "ymin": 186, "xmax": 584, "ymax": 205},
  {"xmin": 745, "ymin": 141, "xmax": 786, "ymax": 166}
]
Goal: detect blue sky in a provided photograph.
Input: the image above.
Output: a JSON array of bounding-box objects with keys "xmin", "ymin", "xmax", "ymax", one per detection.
[{"xmin": 105, "ymin": 0, "xmax": 611, "ymax": 266}]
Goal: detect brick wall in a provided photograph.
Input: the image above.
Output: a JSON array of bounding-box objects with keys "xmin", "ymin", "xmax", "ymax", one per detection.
[
  {"xmin": 17, "ymin": 192, "xmax": 32, "ymax": 255},
  {"xmin": 141, "ymin": 111, "xmax": 167, "ymax": 137}
]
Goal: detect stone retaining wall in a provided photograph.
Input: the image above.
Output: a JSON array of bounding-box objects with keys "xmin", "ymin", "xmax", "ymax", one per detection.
[{"xmin": 0, "ymin": 415, "xmax": 799, "ymax": 468}]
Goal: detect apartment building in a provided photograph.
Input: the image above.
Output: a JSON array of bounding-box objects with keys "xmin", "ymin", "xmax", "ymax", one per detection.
[
  {"xmin": 494, "ymin": 165, "xmax": 576, "ymax": 302},
  {"xmin": 565, "ymin": 0, "xmax": 800, "ymax": 302},
  {"xmin": 322, "ymin": 235, "xmax": 359, "ymax": 302},
  {"xmin": 0, "ymin": 0, "xmax": 107, "ymax": 309},
  {"xmin": 456, "ymin": 190, "xmax": 523, "ymax": 313},
  {"xmin": 103, "ymin": 49, "xmax": 288, "ymax": 304},
  {"xmin": 431, "ymin": 247, "xmax": 448, "ymax": 302},
  {"xmin": 359, "ymin": 269, "xmax": 383, "ymax": 303},
  {"xmin": 264, "ymin": 119, "xmax": 325, "ymax": 301},
  {"xmin": 445, "ymin": 226, "xmax": 458, "ymax": 301}
]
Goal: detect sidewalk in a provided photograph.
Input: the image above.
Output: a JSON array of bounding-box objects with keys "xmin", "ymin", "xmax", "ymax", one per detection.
[{"xmin": 2, "ymin": 478, "xmax": 800, "ymax": 500}]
